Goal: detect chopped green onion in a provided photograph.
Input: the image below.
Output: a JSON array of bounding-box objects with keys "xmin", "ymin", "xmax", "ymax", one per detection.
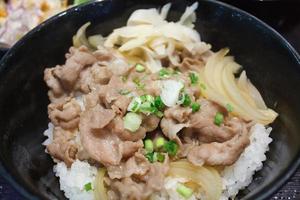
[
  {"xmin": 214, "ymin": 112, "xmax": 224, "ymax": 126},
  {"xmin": 159, "ymin": 68, "xmax": 171, "ymax": 78},
  {"xmin": 140, "ymin": 101, "xmax": 152, "ymax": 114},
  {"xmin": 226, "ymin": 103, "xmax": 233, "ymax": 112},
  {"xmin": 84, "ymin": 182, "xmax": 92, "ymax": 191},
  {"xmin": 128, "ymin": 97, "xmax": 142, "ymax": 112},
  {"xmin": 123, "ymin": 112, "xmax": 142, "ymax": 132},
  {"xmin": 156, "ymin": 153, "xmax": 165, "ymax": 162},
  {"xmin": 135, "ymin": 63, "xmax": 145, "ymax": 72},
  {"xmin": 145, "ymin": 152, "xmax": 165, "ymax": 163},
  {"xmin": 182, "ymin": 94, "xmax": 191, "ymax": 107},
  {"xmin": 144, "ymin": 139, "xmax": 154, "ymax": 153},
  {"xmin": 191, "ymin": 102, "xmax": 200, "ymax": 112},
  {"xmin": 163, "ymin": 140, "xmax": 178, "ymax": 156},
  {"xmin": 176, "ymin": 183, "xmax": 193, "ymax": 199},
  {"xmin": 189, "ymin": 72, "xmax": 199, "ymax": 85},
  {"xmin": 118, "ymin": 89, "xmax": 130, "ymax": 95},
  {"xmin": 145, "ymin": 152, "xmax": 154, "ymax": 163},
  {"xmin": 140, "ymin": 94, "xmax": 154, "ymax": 103},
  {"xmin": 74, "ymin": 0, "xmax": 90, "ymax": 5},
  {"xmin": 155, "ymin": 137, "xmax": 165, "ymax": 149},
  {"xmin": 154, "ymin": 96, "xmax": 165, "ymax": 110}
]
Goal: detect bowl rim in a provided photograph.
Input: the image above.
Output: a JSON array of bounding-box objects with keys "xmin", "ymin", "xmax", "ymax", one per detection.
[{"xmin": 0, "ymin": 0, "xmax": 299, "ymax": 199}]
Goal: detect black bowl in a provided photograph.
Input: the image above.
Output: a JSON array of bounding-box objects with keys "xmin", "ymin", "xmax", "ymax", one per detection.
[{"xmin": 0, "ymin": 0, "xmax": 299, "ymax": 199}]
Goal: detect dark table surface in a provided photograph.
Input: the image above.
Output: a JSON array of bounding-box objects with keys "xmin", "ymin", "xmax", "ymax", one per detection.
[{"xmin": 0, "ymin": 0, "xmax": 300, "ymax": 199}]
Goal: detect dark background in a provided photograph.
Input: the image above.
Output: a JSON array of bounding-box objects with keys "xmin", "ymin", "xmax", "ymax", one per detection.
[{"xmin": 0, "ymin": 0, "xmax": 299, "ymax": 199}]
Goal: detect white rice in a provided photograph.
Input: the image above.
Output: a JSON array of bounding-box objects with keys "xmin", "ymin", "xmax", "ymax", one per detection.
[
  {"xmin": 53, "ymin": 160, "xmax": 97, "ymax": 200},
  {"xmin": 220, "ymin": 123, "xmax": 272, "ymax": 200},
  {"xmin": 43, "ymin": 123, "xmax": 272, "ymax": 200}
]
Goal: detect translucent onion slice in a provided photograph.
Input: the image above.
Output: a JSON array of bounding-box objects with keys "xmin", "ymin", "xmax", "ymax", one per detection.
[
  {"xmin": 168, "ymin": 160, "xmax": 222, "ymax": 200},
  {"xmin": 72, "ymin": 22, "xmax": 92, "ymax": 49},
  {"xmin": 199, "ymin": 49, "xmax": 278, "ymax": 125},
  {"xmin": 94, "ymin": 168, "xmax": 108, "ymax": 200}
]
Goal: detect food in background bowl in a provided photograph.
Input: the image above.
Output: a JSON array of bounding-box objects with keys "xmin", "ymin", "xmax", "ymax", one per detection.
[
  {"xmin": 0, "ymin": 0, "xmax": 90, "ymax": 46},
  {"xmin": 42, "ymin": 3, "xmax": 278, "ymax": 200}
]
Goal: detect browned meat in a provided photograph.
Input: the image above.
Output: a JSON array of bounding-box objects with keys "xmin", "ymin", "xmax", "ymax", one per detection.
[
  {"xmin": 48, "ymin": 98, "xmax": 81, "ymax": 130},
  {"xmin": 160, "ymin": 106, "xmax": 192, "ymax": 143},
  {"xmin": 143, "ymin": 78, "xmax": 161, "ymax": 97},
  {"xmin": 109, "ymin": 177, "xmax": 146, "ymax": 200},
  {"xmin": 54, "ymin": 46, "xmax": 97, "ymax": 91},
  {"xmin": 91, "ymin": 64, "xmax": 113, "ymax": 85},
  {"xmin": 142, "ymin": 114, "xmax": 160, "ymax": 132},
  {"xmin": 44, "ymin": 68, "xmax": 66, "ymax": 102},
  {"xmin": 107, "ymin": 153, "xmax": 149, "ymax": 179},
  {"xmin": 180, "ymin": 57, "xmax": 204, "ymax": 73},
  {"xmin": 111, "ymin": 95, "xmax": 132, "ymax": 116},
  {"xmin": 164, "ymin": 106, "xmax": 192, "ymax": 123},
  {"xmin": 46, "ymin": 127, "xmax": 77, "ymax": 167},
  {"xmin": 160, "ymin": 117, "xmax": 187, "ymax": 144},
  {"xmin": 76, "ymin": 67, "xmax": 94, "ymax": 93},
  {"xmin": 94, "ymin": 46, "xmax": 130, "ymax": 76},
  {"xmin": 112, "ymin": 117, "xmax": 146, "ymax": 142},
  {"xmin": 187, "ymin": 123, "xmax": 250, "ymax": 166},
  {"xmin": 107, "ymin": 156, "xmax": 169, "ymax": 200},
  {"xmin": 98, "ymin": 75, "xmax": 130, "ymax": 106},
  {"xmin": 84, "ymin": 90, "xmax": 100, "ymax": 109},
  {"xmin": 86, "ymin": 104, "xmax": 116, "ymax": 130},
  {"xmin": 183, "ymin": 98, "xmax": 238, "ymax": 143},
  {"xmin": 79, "ymin": 106, "xmax": 143, "ymax": 166}
]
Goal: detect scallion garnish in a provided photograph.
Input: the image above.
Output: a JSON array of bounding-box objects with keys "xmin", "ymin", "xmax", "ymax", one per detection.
[
  {"xmin": 141, "ymin": 94, "xmax": 154, "ymax": 103},
  {"xmin": 189, "ymin": 72, "xmax": 199, "ymax": 85},
  {"xmin": 145, "ymin": 152, "xmax": 154, "ymax": 163},
  {"xmin": 182, "ymin": 94, "xmax": 191, "ymax": 107},
  {"xmin": 123, "ymin": 112, "xmax": 142, "ymax": 132},
  {"xmin": 176, "ymin": 183, "xmax": 193, "ymax": 199},
  {"xmin": 127, "ymin": 97, "xmax": 142, "ymax": 112},
  {"xmin": 214, "ymin": 112, "xmax": 224, "ymax": 126},
  {"xmin": 154, "ymin": 96, "xmax": 165, "ymax": 110},
  {"xmin": 155, "ymin": 137, "xmax": 165, "ymax": 149},
  {"xmin": 191, "ymin": 102, "xmax": 200, "ymax": 112},
  {"xmin": 159, "ymin": 68, "xmax": 171, "ymax": 78},
  {"xmin": 84, "ymin": 182, "xmax": 92, "ymax": 191},
  {"xmin": 163, "ymin": 140, "xmax": 178, "ymax": 156},
  {"xmin": 156, "ymin": 153, "xmax": 165, "ymax": 162},
  {"xmin": 144, "ymin": 139, "xmax": 154, "ymax": 153},
  {"xmin": 135, "ymin": 63, "xmax": 145, "ymax": 72}
]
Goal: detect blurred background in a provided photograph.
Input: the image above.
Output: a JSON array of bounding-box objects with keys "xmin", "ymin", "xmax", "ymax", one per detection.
[
  {"xmin": 0, "ymin": 0, "xmax": 299, "ymax": 52},
  {"xmin": 0, "ymin": 0, "xmax": 299, "ymax": 199}
]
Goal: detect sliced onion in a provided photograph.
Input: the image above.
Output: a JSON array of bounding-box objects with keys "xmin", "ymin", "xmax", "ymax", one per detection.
[
  {"xmin": 168, "ymin": 160, "xmax": 222, "ymax": 200},
  {"xmin": 94, "ymin": 168, "xmax": 108, "ymax": 200},
  {"xmin": 199, "ymin": 49, "xmax": 278, "ymax": 125},
  {"xmin": 73, "ymin": 22, "xmax": 92, "ymax": 49},
  {"xmin": 88, "ymin": 34, "xmax": 105, "ymax": 49}
]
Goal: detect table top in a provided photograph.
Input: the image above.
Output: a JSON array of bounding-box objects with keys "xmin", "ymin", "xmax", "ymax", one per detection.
[{"xmin": 0, "ymin": 1, "xmax": 300, "ymax": 200}]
